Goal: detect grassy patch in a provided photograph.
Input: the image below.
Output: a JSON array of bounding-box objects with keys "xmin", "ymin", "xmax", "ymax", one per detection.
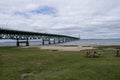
[
  {"xmin": 0, "ymin": 46, "xmax": 120, "ymax": 80},
  {"xmin": 95, "ymin": 45, "xmax": 120, "ymax": 50}
]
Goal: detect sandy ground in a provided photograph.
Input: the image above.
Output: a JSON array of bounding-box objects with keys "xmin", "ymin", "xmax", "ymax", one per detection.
[{"xmin": 38, "ymin": 45, "xmax": 94, "ymax": 51}]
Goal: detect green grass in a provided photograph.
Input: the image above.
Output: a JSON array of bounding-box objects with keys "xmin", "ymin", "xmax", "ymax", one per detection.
[
  {"xmin": 95, "ymin": 45, "xmax": 120, "ymax": 50},
  {"xmin": 0, "ymin": 46, "xmax": 120, "ymax": 80}
]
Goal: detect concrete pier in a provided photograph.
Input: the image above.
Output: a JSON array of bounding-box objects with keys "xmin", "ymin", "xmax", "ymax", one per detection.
[{"xmin": 16, "ymin": 38, "xmax": 29, "ymax": 47}]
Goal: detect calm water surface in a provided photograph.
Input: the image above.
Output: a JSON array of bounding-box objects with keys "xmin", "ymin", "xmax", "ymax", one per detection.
[
  {"xmin": 0, "ymin": 39, "xmax": 120, "ymax": 46},
  {"xmin": 62, "ymin": 39, "xmax": 120, "ymax": 46}
]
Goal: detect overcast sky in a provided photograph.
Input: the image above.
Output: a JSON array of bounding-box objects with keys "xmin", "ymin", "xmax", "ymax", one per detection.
[{"xmin": 0, "ymin": 0, "xmax": 120, "ymax": 39}]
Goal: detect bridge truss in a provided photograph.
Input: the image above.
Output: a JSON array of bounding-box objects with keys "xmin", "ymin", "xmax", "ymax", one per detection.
[{"xmin": 0, "ymin": 28, "xmax": 79, "ymax": 46}]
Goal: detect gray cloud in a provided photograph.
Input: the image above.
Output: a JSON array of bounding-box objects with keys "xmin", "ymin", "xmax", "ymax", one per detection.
[{"xmin": 0, "ymin": 0, "xmax": 120, "ymax": 39}]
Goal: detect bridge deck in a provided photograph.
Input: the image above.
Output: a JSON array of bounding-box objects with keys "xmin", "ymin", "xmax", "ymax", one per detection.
[
  {"xmin": 0, "ymin": 28, "xmax": 79, "ymax": 46},
  {"xmin": 0, "ymin": 28, "xmax": 79, "ymax": 39}
]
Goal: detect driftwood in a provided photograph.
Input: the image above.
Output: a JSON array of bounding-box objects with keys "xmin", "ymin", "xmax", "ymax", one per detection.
[{"xmin": 86, "ymin": 50, "xmax": 101, "ymax": 58}]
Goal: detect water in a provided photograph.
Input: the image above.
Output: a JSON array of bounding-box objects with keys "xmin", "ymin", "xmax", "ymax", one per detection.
[
  {"xmin": 0, "ymin": 39, "xmax": 53, "ymax": 46},
  {"xmin": 62, "ymin": 39, "xmax": 120, "ymax": 46},
  {"xmin": 0, "ymin": 39, "xmax": 120, "ymax": 46}
]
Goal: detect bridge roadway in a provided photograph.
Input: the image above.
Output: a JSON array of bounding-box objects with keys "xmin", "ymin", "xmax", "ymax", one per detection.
[{"xmin": 0, "ymin": 28, "xmax": 79, "ymax": 46}]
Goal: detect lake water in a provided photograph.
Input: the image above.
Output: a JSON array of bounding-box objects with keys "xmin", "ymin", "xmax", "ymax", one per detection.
[
  {"xmin": 61, "ymin": 39, "xmax": 120, "ymax": 46},
  {"xmin": 0, "ymin": 39, "xmax": 120, "ymax": 46}
]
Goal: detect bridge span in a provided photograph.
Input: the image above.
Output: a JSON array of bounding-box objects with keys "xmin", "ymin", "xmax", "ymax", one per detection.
[{"xmin": 0, "ymin": 28, "xmax": 79, "ymax": 47}]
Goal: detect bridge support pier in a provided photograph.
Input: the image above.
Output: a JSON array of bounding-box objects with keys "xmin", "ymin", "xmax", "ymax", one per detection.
[
  {"xmin": 16, "ymin": 38, "xmax": 29, "ymax": 47},
  {"xmin": 26, "ymin": 38, "xmax": 29, "ymax": 46},
  {"xmin": 53, "ymin": 39, "xmax": 56, "ymax": 44},
  {"xmin": 48, "ymin": 37, "xmax": 51, "ymax": 45},
  {"xmin": 58, "ymin": 38, "xmax": 64, "ymax": 43},
  {"xmin": 48, "ymin": 39, "xmax": 51, "ymax": 45},
  {"xmin": 42, "ymin": 39, "xmax": 51, "ymax": 45},
  {"xmin": 57, "ymin": 38, "xmax": 60, "ymax": 43},
  {"xmin": 42, "ymin": 39, "xmax": 45, "ymax": 45},
  {"xmin": 16, "ymin": 39, "xmax": 19, "ymax": 47}
]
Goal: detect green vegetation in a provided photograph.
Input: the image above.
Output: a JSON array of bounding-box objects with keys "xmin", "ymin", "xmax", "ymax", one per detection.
[
  {"xmin": 0, "ymin": 46, "xmax": 120, "ymax": 80},
  {"xmin": 95, "ymin": 45, "xmax": 120, "ymax": 50}
]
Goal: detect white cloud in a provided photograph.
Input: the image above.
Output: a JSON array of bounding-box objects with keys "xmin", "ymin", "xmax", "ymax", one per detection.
[{"xmin": 0, "ymin": 0, "xmax": 120, "ymax": 39}]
